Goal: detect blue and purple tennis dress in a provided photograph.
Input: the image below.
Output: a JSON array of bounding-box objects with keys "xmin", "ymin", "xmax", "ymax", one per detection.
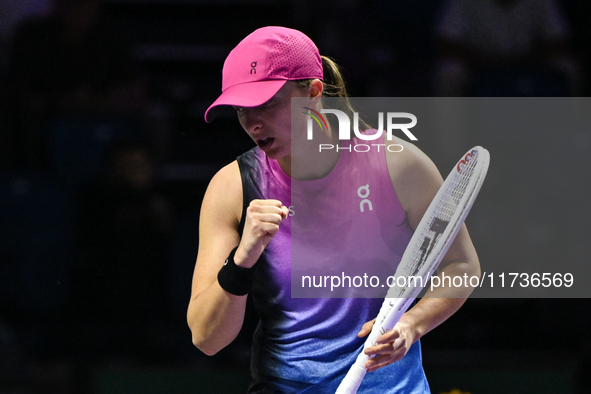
[{"xmin": 238, "ymin": 136, "xmax": 430, "ymax": 393}]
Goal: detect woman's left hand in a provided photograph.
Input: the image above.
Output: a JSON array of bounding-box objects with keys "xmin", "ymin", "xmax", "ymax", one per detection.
[{"xmin": 357, "ymin": 317, "xmax": 417, "ymax": 372}]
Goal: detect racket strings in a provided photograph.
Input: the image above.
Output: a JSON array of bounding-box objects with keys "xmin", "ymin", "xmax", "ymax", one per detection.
[{"xmin": 392, "ymin": 154, "xmax": 481, "ymax": 298}]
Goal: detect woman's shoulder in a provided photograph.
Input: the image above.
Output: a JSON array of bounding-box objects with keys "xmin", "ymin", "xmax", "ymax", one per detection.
[
  {"xmin": 385, "ymin": 137, "xmax": 439, "ymax": 181},
  {"xmin": 208, "ymin": 160, "xmax": 243, "ymax": 199},
  {"xmin": 202, "ymin": 160, "xmax": 243, "ymax": 227},
  {"xmin": 207, "ymin": 159, "xmax": 238, "ymax": 184},
  {"xmin": 385, "ymin": 136, "xmax": 443, "ymax": 220}
]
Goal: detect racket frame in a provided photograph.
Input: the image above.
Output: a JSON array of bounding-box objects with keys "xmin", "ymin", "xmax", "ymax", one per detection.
[{"xmin": 335, "ymin": 146, "xmax": 490, "ymax": 394}]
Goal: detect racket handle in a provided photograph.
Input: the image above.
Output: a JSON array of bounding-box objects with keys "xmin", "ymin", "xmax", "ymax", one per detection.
[
  {"xmin": 335, "ymin": 298, "xmax": 411, "ymax": 393},
  {"xmin": 335, "ymin": 353, "xmax": 368, "ymax": 394}
]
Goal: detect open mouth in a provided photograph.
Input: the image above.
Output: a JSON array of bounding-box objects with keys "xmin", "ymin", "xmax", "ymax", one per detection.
[{"xmin": 257, "ymin": 137, "xmax": 274, "ymax": 150}]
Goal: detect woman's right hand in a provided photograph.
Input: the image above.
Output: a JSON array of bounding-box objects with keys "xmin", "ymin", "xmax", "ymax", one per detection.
[
  {"xmin": 234, "ymin": 199, "xmax": 289, "ymax": 268},
  {"xmin": 190, "ymin": 164, "xmax": 288, "ymax": 355}
]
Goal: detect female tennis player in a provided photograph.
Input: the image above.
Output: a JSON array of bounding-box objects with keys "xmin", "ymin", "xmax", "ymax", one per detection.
[{"xmin": 187, "ymin": 26, "xmax": 480, "ymax": 393}]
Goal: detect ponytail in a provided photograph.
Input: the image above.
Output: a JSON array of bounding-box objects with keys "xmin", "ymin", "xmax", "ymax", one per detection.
[
  {"xmin": 319, "ymin": 56, "xmax": 348, "ymax": 98},
  {"xmin": 297, "ymin": 56, "xmax": 371, "ymax": 131}
]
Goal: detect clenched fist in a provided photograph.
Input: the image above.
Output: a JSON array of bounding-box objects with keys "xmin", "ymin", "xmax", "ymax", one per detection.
[{"xmin": 234, "ymin": 199, "xmax": 289, "ymax": 268}]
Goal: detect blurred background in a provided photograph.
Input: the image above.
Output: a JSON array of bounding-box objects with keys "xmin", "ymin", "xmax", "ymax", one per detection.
[{"xmin": 0, "ymin": 0, "xmax": 590, "ymax": 393}]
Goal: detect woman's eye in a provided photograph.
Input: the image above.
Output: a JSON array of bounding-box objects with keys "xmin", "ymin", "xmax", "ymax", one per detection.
[
  {"xmin": 234, "ymin": 107, "xmax": 244, "ymax": 113},
  {"xmin": 262, "ymin": 97, "xmax": 276, "ymax": 108}
]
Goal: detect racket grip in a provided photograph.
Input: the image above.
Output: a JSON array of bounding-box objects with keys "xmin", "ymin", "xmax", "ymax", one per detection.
[{"xmin": 335, "ymin": 354, "xmax": 368, "ymax": 394}]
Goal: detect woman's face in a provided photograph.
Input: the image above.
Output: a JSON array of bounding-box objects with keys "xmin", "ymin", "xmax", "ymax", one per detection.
[{"xmin": 234, "ymin": 81, "xmax": 311, "ymax": 162}]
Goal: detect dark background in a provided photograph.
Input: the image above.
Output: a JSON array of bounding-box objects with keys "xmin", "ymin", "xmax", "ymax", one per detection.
[{"xmin": 0, "ymin": 0, "xmax": 590, "ymax": 393}]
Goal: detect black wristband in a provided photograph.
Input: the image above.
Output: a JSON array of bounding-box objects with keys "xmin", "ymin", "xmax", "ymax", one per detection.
[{"xmin": 217, "ymin": 247, "xmax": 257, "ymax": 296}]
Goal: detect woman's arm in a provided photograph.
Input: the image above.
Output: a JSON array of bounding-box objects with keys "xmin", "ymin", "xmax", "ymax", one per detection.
[
  {"xmin": 187, "ymin": 161, "xmax": 288, "ymax": 355},
  {"xmin": 361, "ymin": 138, "xmax": 481, "ymax": 371}
]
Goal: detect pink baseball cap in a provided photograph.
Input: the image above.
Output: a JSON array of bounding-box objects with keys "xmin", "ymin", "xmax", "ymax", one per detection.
[{"xmin": 204, "ymin": 26, "xmax": 323, "ymax": 122}]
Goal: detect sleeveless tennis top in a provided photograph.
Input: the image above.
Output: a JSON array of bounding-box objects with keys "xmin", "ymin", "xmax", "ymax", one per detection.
[{"xmin": 238, "ymin": 136, "xmax": 430, "ymax": 393}]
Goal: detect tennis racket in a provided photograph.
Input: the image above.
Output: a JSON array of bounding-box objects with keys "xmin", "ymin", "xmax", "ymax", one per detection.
[{"xmin": 335, "ymin": 146, "xmax": 490, "ymax": 394}]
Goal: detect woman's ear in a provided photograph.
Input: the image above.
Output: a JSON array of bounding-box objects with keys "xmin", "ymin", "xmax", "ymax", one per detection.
[
  {"xmin": 309, "ymin": 79, "xmax": 323, "ymax": 98},
  {"xmin": 308, "ymin": 79, "xmax": 323, "ymax": 108}
]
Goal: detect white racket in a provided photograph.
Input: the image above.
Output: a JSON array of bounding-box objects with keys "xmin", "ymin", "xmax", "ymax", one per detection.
[{"xmin": 335, "ymin": 146, "xmax": 490, "ymax": 394}]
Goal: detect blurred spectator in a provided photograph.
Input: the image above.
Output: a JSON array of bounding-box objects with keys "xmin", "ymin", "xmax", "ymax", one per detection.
[
  {"xmin": 0, "ymin": 0, "xmax": 51, "ymax": 169},
  {"xmin": 365, "ymin": 0, "xmax": 441, "ymax": 96},
  {"xmin": 0, "ymin": 318, "xmax": 27, "ymax": 385},
  {"xmin": 0, "ymin": 0, "xmax": 51, "ymax": 71},
  {"xmin": 69, "ymin": 139, "xmax": 176, "ymax": 363},
  {"xmin": 4, "ymin": 0, "xmax": 146, "ymax": 170},
  {"xmin": 434, "ymin": 0, "xmax": 582, "ymax": 96}
]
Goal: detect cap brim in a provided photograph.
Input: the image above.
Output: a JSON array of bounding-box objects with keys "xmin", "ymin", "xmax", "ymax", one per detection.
[{"xmin": 204, "ymin": 79, "xmax": 288, "ymax": 122}]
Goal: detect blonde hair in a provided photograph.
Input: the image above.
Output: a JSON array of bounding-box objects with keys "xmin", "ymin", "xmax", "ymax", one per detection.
[{"xmin": 297, "ymin": 56, "xmax": 371, "ymax": 131}]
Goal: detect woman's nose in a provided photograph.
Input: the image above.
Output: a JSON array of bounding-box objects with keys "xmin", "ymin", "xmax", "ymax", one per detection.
[{"xmin": 241, "ymin": 108, "xmax": 263, "ymax": 133}]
